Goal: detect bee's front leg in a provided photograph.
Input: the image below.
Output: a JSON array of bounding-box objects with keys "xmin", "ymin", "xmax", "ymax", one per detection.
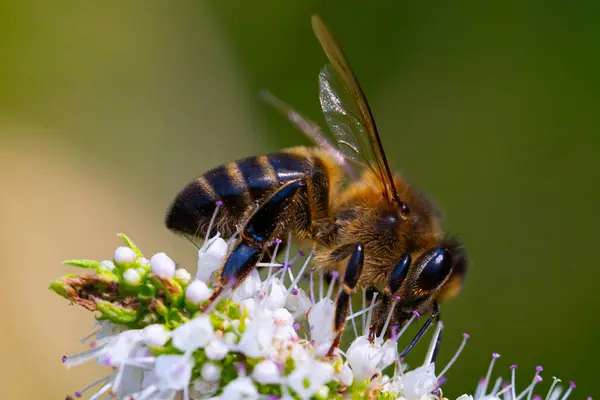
[
  {"xmin": 327, "ymin": 243, "xmax": 364, "ymax": 357},
  {"xmin": 201, "ymin": 179, "xmax": 306, "ymax": 311}
]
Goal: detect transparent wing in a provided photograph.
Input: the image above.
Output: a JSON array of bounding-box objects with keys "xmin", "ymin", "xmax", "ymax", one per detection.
[
  {"xmin": 319, "ymin": 64, "xmax": 375, "ymax": 173},
  {"xmin": 312, "ymin": 15, "xmax": 400, "ymax": 203}
]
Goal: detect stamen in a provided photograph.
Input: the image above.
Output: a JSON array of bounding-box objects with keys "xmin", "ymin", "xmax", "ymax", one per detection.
[
  {"xmin": 393, "ymin": 311, "xmax": 418, "ymax": 342},
  {"xmin": 282, "ymin": 231, "xmax": 293, "ymax": 285},
  {"xmin": 364, "ymin": 292, "xmax": 379, "ymax": 333},
  {"xmin": 348, "ymin": 300, "xmax": 359, "ymax": 338},
  {"xmin": 522, "ymin": 366, "xmax": 544, "ymax": 400},
  {"xmin": 480, "ymin": 353, "xmax": 501, "ymax": 396},
  {"xmin": 79, "ymin": 328, "xmax": 101, "ymax": 344},
  {"xmin": 545, "ymin": 377, "xmax": 561, "ymax": 400},
  {"xmin": 511, "ymin": 365, "xmax": 518, "ymax": 400},
  {"xmin": 437, "ymin": 331, "xmax": 469, "ymax": 379},
  {"xmin": 63, "ymin": 347, "xmax": 104, "ymax": 368},
  {"xmin": 286, "ymin": 251, "xmax": 313, "ymax": 294},
  {"xmin": 266, "ymin": 238, "xmax": 282, "ymax": 282},
  {"xmin": 361, "ymin": 288, "xmax": 367, "ymax": 335},
  {"xmin": 423, "ymin": 321, "xmax": 443, "ymax": 365},
  {"xmin": 87, "ymin": 382, "xmax": 112, "ymax": 400},
  {"xmin": 201, "ymin": 201, "xmax": 223, "ymax": 250},
  {"xmin": 319, "ymin": 271, "xmax": 324, "ymax": 301},
  {"xmin": 560, "ymin": 382, "xmax": 576, "ymax": 400},
  {"xmin": 345, "ymin": 301, "xmax": 377, "ymax": 321},
  {"xmin": 490, "ymin": 377, "xmax": 503, "ymax": 396},
  {"xmin": 325, "ymin": 271, "xmax": 339, "ymax": 300},
  {"xmin": 74, "ymin": 375, "xmax": 111, "ymax": 397},
  {"xmin": 497, "ymin": 383, "xmax": 513, "ymax": 397},
  {"xmin": 309, "ymin": 268, "xmax": 316, "ymax": 304},
  {"xmin": 517, "ymin": 374, "xmax": 543, "ymax": 400},
  {"xmin": 377, "ymin": 298, "xmax": 398, "ymax": 342}
]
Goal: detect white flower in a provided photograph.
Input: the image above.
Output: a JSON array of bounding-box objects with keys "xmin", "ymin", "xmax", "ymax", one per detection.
[
  {"xmin": 457, "ymin": 395, "xmax": 473, "ymax": 400},
  {"xmin": 171, "ymin": 316, "xmax": 214, "ymax": 352},
  {"xmin": 307, "ymin": 298, "xmax": 335, "ymax": 348},
  {"xmin": 205, "ymin": 339, "xmax": 229, "ymax": 360},
  {"xmin": 337, "ymin": 362, "xmax": 354, "ymax": 386},
  {"xmin": 201, "ymin": 363, "xmax": 221, "ymax": 382},
  {"xmin": 197, "ymin": 236, "xmax": 228, "ymax": 282},
  {"xmin": 186, "ymin": 279, "xmax": 213, "ymax": 304},
  {"xmin": 143, "ymin": 324, "xmax": 171, "ymax": 347},
  {"xmin": 150, "ymin": 252, "xmax": 176, "ymax": 278},
  {"xmin": 252, "ymin": 359, "xmax": 281, "ymax": 384},
  {"xmin": 114, "ymin": 246, "xmax": 136, "ymax": 264},
  {"xmin": 261, "ymin": 277, "xmax": 288, "ymax": 311},
  {"xmin": 99, "ymin": 260, "xmax": 116, "ymax": 271},
  {"xmin": 192, "ymin": 378, "xmax": 220, "ymax": 397},
  {"xmin": 220, "ymin": 376, "xmax": 259, "ymax": 400},
  {"xmin": 287, "ymin": 358, "xmax": 334, "ymax": 400},
  {"xmin": 236, "ymin": 310, "xmax": 275, "ymax": 358},
  {"xmin": 232, "ymin": 269, "xmax": 262, "ymax": 302},
  {"xmin": 401, "ymin": 363, "xmax": 438, "ymax": 400},
  {"xmin": 153, "ymin": 355, "xmax": 193, "ymax": 391},
  {"xmin": 345, "ymin": 336, "xmax": 391, "ymax": 381},
  {"xmin": 123, "ymin": 268, "xmax": 141, "ymax": 285},
  {"xmin": 284, "ymin": 287, "xmax": 312, "ymax": 319},
  {"xmin": 175, "ymin": 268, "xmax": 191, "ymax": 282}
]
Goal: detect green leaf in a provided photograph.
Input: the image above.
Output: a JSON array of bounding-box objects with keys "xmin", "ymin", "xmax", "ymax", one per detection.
[
  {"xmin": 96, "ymin": 299, "xmax": 138, "ymax": 324},
  {"xmin": 117, "ymin": 233, "xmax": 144, "ymax": 258},
  {"xmin": 48, "ymin": 280, "xmax": 70, "ymax": 298},
  {"xmin": 63, "ymin": 259, "xmax": 101, "ymax": 269}
]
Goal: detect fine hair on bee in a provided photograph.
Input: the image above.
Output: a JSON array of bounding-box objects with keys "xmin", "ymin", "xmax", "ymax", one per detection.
[{"xmin": 165, "ymin": 15, "xmax": 468, "ymax": 359}]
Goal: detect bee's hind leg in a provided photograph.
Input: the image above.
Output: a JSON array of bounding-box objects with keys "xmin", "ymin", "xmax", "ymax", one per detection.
[
  {"xmin": 327, "ymin": 243, "xmax": 364, "ymax": 357},
  {"xmin": 201, "ymin": 179, "xmax": 306, "ymax": 311}
]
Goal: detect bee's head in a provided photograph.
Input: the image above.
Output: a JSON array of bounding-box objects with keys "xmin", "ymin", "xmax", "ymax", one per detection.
[{"xmin": 386, "ymin": 236, "xmax": 468, "ymax": 308}]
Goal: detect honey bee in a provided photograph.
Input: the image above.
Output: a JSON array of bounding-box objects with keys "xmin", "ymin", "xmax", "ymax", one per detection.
[{"xmin": 166, "ymin": 15, "xmax": 468, "ymax": 357}]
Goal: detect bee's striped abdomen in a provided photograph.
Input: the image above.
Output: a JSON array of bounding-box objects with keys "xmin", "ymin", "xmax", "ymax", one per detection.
[{"xmin": 165, "ymin": 150, "xmax": 314, "ymax": 238}]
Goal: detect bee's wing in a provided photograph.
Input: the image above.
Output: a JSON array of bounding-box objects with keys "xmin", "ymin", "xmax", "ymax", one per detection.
[
  {"xmin": 313, "ymin": 15, "xmax": 400, "ymax": 204},
  {"xmin": 260, "ymin": 90, "xmax": 359, "ymax": 181}
]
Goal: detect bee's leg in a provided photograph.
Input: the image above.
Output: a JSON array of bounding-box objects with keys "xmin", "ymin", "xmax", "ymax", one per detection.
[
  {"xmin": 326, "ymin": 243, "xmax": 364, "ymax": 357},
  {"xmin": 202, "ymin": 179, "xmax": 306, "ymax": 309},
  {"xmin": 398, "ymin": 302, "xmax": 440, "ymax": 359}
]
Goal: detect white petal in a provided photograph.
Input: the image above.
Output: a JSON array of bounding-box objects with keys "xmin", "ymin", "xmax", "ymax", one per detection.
[
  {"xmin": 287, "ymin": 359, "xmax": 334, "ymax": 400},
  {"xmin": 231, "ymin": 269, "xmax": 262, "ymax": 302},
  {"xmin": 154, "ymin": 355, "xmax": 193, "ymax": 391},
  {"xmin": 262, "ymin": 278, "xmax": 287, "ymax": 311},
  {"xmin": 143, "ymin": 324, "xmax": 171, "ymax": 348},
  {"xmin": 201, "ymin": 363, "xmax": 221, "ymax": 382},
  {"xmin": 337, "ymin": 362, "xmax": 354, "ymax": 387},
  {"xmin": 307, "ymin": 298, "xmax": 335, "ymax": 347},
  {"xmin": 400, "ymin": 363, "xmax": 438, "ymax": 400},
  {"xmin": 186, "ymin": 280, "xmax": 213, "ymax": 304},
  {"xmin": 150, "ymin": 253, "xmax": 176, "ymax": 278},
  {"xmin": 221, "ymin": 376, "xmax": 259, "ymax": 400},
  {"xmin": 197, "ymin": 237, "xmax": 228, "ymax": 282},
  {"xmin": 205, "ymin": 339, "xmax": 229, "ymax": 360},
  {"xmin": 285, "ymin": 288, "xmax": 312, "ymax": 319},
  {"xmin": 171, "ymin": 316, "xmax": 214, "ymax": 352},
  {"xmin": 346, "ymin": 336, "xmax": 383, "ymax": 381},
  {"xmin": 252, "ymin": 359, "xmax": 281, "ymax": 384},
  {"xmin": 114, "ymin": 246, "xmax": 136, "ymax": 264}
]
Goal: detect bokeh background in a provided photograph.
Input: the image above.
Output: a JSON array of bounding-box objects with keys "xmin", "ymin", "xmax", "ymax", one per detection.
[{"xmin": 1, "ymin": 1, "xmax": 598, "ymax": 398}]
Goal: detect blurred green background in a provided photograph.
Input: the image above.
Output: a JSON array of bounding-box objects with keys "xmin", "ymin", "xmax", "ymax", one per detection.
[{"xmin": 1, "ymin": 1, "xmax": 598, "ymax": 398}]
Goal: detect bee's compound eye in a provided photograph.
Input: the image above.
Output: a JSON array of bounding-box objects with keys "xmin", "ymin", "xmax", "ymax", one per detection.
[{"xmin": 417, "ymin": 247, "xmax": 453, "ymax": 291}]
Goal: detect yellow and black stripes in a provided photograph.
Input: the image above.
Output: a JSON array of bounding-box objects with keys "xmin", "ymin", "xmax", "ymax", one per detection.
[{"xmin": 165, "ymin": 147, "xmax": 336, "ymax": 240}]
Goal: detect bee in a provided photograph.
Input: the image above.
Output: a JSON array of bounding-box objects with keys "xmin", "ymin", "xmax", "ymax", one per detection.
[{"xmin": 166, "ymin": 15, "xmax": 468, "ymax": 358}]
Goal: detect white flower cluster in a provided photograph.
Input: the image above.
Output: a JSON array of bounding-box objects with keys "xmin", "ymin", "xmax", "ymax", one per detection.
[{"xmin": 58, "ymin": 232, "xmax": 583, "ymax": 400}]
